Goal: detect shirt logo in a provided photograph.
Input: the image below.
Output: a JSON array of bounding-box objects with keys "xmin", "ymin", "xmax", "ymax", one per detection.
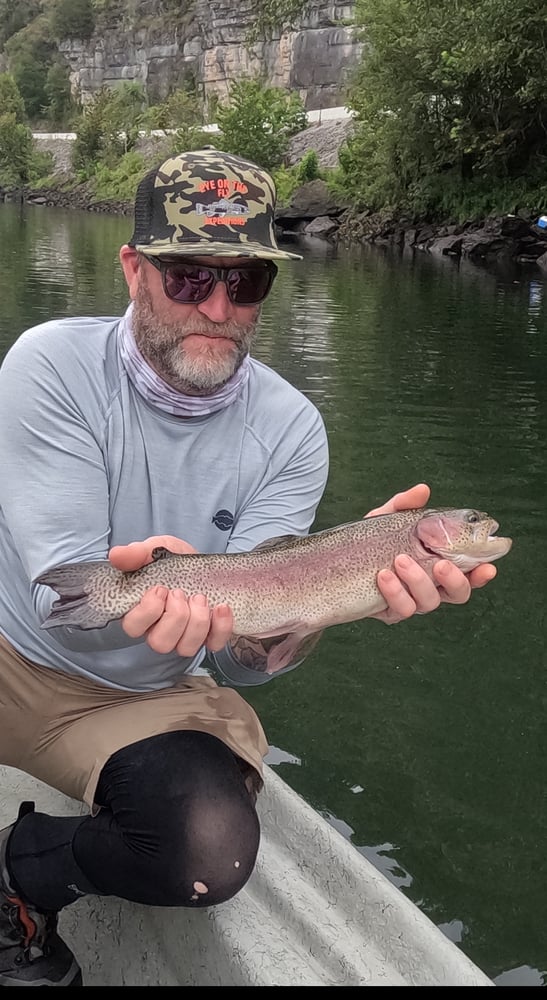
[{"xmin": 212, "ymin": 509, "xmax": 234, "ymax": 531}]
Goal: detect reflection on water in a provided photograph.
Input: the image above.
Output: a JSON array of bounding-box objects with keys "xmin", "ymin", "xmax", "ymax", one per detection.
[{"xmin": 1, "ymin": 203, "xmax": 546, "ymax": 987}]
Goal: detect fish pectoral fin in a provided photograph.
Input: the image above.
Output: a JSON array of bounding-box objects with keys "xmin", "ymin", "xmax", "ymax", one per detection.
[{"xmin": 265, "ymin": 629, "xmax": 324, "ymax": 675}]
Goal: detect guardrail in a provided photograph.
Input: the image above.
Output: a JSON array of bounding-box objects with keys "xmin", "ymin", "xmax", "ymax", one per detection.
[{"xmin": 32, "ymin": 107, "xmax": 354, "ymax": 142}]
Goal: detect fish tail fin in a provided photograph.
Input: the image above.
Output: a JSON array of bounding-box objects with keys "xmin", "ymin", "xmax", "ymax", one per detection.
[{"xmin": 36, "ymin": 560, "xmax": 114, "ymax": 630}]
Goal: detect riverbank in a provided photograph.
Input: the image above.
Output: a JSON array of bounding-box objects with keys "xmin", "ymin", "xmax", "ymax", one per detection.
[
  {"xmin": 12, "ymin": 179, "xmax": 547, "ymax": 274},
  {"xmin": 5, "ymin": 114, "xmax": 547, "ymax": 272}
]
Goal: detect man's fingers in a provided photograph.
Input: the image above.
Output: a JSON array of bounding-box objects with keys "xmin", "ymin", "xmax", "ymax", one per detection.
[
  {"xmin": 431, "ymin": 561, "xmax": 471, "ymax": 605},
  {"xmin": 468, "ymin": 564, "xmax": 497, "ymax": 589},
  {"xmin": 377, "ymin": 554, "xmax": 442, "ymax": 619},
  {"xmin": 365, "ymin": 483, "xmax": 431, "ymax": 518},
  {"xmin": 147, "ymin": 589, "xmax": 193, "ymax": 653},
  {"xmin": 122, "ymin": 587, "xmax": 233, "ymax": 657},
  {"xmin": 174, "ymin": 594, "xmax": 213, "ymax": 657},
  {"xmin": 122, "ymin": 586, "xmax": 169, "ymax": 637},
  {"xmin": 205, "ymin": 603, "xmax": 234, "ymax": 652},
  {"xmin": 110, "ymin": 535, "xmax": 197, "ymax": 571}
]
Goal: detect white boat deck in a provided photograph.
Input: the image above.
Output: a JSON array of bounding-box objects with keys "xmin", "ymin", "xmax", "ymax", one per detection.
[{"xmin": 0, "ymin": 764, "xmax": 493, "ymax": 986}]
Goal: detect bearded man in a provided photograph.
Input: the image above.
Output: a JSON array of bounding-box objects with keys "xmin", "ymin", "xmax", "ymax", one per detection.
[{"xmin": 0, "ymin": 148, "xmax": 496, "ymax": 986}]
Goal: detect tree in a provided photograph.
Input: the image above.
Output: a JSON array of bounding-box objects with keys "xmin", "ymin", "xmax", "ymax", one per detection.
[
  {"xmin": 0, "ymin": 0, "xmax": 40, "ymax": 48},
  {"xmin": 0, "ymin": 112, "xmax": 33, "ymax": 185},
  {"xmin": 0, "ymin": 73, "xmax": 26, "ymax": 122},
  {"xmin": 5, "ymin": 17, "xmax": 56, "ymax": 120},
  {"xmin": 44, "ymin": 60, "xmax": 75, "ymax": 125},
  {"xmin": 50, "ymin": 0, "xmax": 95, "ymax": 41},
  {"xmin": 215, "ymin": 77, "xmax": 308, "ymax": 171},
  {"xmin": 342, "ymin": 0, "xmax": 547, "ymax": 214},
  {"xmin": 72, "ymin": 84, "xmax": 146, "ymax": 176}
]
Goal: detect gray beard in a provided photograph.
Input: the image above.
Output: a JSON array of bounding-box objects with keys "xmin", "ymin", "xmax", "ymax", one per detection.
[{"xmin": 132, "ymin": 282, "xmax": 258, "ymax": 395}]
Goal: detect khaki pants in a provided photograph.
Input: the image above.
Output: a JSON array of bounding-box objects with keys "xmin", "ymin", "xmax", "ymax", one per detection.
[{"xmin": 0, "ymin": 634, "xmax": 267, "ymax": 812}]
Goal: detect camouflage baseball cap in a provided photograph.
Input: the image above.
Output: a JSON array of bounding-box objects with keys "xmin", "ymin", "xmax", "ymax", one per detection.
[{"xmin": 128, "ymin": 147, "xmax": 302, "ymax": 261}]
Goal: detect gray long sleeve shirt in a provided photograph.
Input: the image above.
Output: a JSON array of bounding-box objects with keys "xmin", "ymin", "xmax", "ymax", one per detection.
[{"xmin": 0, "ymin": 312, "xmax": 329, "ymax": 691}]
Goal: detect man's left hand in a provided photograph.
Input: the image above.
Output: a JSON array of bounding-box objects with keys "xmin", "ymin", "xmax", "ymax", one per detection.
[{"xmin": 365, "ymin": 483, "xmax": 497, "ymax": 625}]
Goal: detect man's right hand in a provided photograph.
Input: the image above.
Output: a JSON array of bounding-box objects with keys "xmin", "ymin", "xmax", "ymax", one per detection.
[{"xmin": 108, "ymin": 535, "xmax": 234, "ymax": 657}]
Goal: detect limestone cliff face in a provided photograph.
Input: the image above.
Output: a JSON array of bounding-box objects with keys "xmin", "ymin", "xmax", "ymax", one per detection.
[{"xmin": 59, "ymin": 0, "xmax": 361, "ymax": 111}]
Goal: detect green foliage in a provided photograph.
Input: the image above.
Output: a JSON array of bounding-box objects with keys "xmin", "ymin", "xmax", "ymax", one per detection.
[
  {"xmin": 342, "ymin": 0, "xmax": 547, "ymax": 217},
  {"xmin": 271, "ymin": 165, "xmax": 301, "ymax": 206},
  {"xmin": 72, "ymin": 83, "xmax": 146, "ymax": 176},
  {"xmin": 0, "ymin": 112, "xmax": 34, "ymax": 184},
  {"xmin": 216, "ymin": 77, "xmax": 308, "ymax": 171},
  {"xmin": 50, "ymin": 0, "xmax": 95, "ymax": 41},
  {"xmin": 0, "ymin": 73, "xmax": 26, "ymax": 122},
  {"xmin": 92, "ymin": 149, "xmax": 146, "ymax": 199},
  {"xmin": 44, "ymin": 60, "xmax": 75, "ymax": 125},
  {"xmin": 296, "ymin": 149, "xmax": 320, "ymax": 183},
  {"xmin": 271, "ymin": 156, "xmax": 331, "ymax": 206},
  {"xmin": 0, "ymin": 0, "xmax": 40, "ymax": 48},
  {"xmin": 5, "ymin": 15, "xmax": 56, "ymax": 120},
  {"xmin": 167, "ymin": 125, "xmax": 220, "ymax": 156},
  {"xmin": 141, "ymin": 88, "xmax": 202, "ymax": 130},
  {"xmin": 27, "ymin": 147, "xmax": 56, "ymax": 184},
  {"xmin": 246, "ymin": 0, "xmax": 308, "ymax": 43}
]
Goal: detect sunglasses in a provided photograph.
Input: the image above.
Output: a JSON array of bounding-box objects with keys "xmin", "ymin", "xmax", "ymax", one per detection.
[{"xmin": 146, "ymin": 257, "xmax": 278, "ymax": 306}]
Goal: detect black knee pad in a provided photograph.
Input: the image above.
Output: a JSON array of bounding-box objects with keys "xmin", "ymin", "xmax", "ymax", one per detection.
[{"xmin": 75, "ymin": 730, "xmax": 260, "ymax": 906}]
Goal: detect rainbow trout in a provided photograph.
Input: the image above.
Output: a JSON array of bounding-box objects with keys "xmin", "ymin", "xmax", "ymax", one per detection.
[{"xmin": 37, "ymin": 507, "xmax": 512, "ymax": 673}]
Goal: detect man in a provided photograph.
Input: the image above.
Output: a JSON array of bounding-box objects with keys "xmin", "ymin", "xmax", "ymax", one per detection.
[{"xmin": 0, "ymin": 148, "xmax": 496, "ymax": 986}]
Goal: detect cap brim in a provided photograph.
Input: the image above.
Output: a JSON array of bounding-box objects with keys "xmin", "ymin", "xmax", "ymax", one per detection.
[{"xmin": 135, "ymin": 239, "xmax": 303, "ymax": 261}]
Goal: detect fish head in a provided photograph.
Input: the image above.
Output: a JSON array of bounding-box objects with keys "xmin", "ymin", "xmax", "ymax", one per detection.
[{"xmin": 414, "ymin": 508, "xmax": 512, "ymax": 571}]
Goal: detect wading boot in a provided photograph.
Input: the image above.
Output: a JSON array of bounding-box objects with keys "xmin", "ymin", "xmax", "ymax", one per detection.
[{"xmin": 0, "ymin": 802, "xmax": 82, "ymax": 986}]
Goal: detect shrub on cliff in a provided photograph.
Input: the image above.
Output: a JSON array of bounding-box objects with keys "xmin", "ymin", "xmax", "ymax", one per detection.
[
  {"xmin": 50, "ymin": 0, "xmax": 95, "ymax": 41},
  {"xmin": 215, "ymin": 77, "xmax": 308, "ymax": 171}
]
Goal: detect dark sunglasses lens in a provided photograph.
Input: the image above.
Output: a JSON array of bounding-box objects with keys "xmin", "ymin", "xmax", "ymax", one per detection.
[
  {"xmin": 163, "ymin": 265, "xmax": 215, "ymax": 303},
  {"xmin": 160, "ymin": 262, "xmax": 276, "ymax": 304},
  {"xmin": 227, "ymin": 267, "xmax": 274, "ymax": 304}
]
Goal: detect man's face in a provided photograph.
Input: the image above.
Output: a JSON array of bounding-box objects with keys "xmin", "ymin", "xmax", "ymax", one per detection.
[{"xmin": 128, "ymin": 254, "xmax": 264, "ymax": 396}]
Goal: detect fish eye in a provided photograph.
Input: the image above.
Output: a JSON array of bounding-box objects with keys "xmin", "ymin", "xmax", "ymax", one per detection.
[{"xmin": 466, "ymin": 511, "xmax": 480, "ymax": 523}]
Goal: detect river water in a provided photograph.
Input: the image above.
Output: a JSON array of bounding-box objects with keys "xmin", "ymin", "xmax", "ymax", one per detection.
[{"xmin": 0, "ymin": 201, "xmax": 545, "ymax": 986}]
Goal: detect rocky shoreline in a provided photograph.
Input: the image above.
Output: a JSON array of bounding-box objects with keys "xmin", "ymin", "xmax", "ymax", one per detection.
[
  {"xmin": 3, "ymin": 175, "xmax": 547, "ymax": 274},
  {"xmin": 273, "ymin": 178, "xmax": 547, "ymax": 272},
  {"xmin": 3, "ymin": 119, "xmax": 547, "ymax": 271}
]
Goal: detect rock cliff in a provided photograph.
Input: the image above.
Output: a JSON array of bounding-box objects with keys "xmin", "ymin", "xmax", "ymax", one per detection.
[{"xmin": 59, "ymin": 0, "xmax": 362, "ymax": 111}]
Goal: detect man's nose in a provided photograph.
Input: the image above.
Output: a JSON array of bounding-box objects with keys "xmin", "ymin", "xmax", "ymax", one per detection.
[{"xmin": 197, "ymin": 280, "xmax": 234, "ymax": 323}]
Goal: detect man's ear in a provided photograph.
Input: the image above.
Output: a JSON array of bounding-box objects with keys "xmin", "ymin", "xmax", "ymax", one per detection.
[{"xmin": 119, "ymin": 245, "xmax": 141, "ymax": 299}]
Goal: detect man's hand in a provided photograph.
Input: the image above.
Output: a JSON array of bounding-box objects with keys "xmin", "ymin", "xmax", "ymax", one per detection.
[
  {"xmin": 109, "ymin": 535, "xmax": 234, "ymax": 656},
  {"xmin": 366, "ymin": 484, "xmax": 497, "ymax": 625}
]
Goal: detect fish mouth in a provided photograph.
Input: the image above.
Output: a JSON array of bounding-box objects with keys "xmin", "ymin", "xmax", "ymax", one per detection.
[{"xmin": 415, "ymin": 517, "xmax": 511, "ymax": 559}]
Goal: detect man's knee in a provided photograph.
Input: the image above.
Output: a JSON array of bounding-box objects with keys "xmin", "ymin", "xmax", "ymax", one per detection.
[{"xmin": 77, "ymin": 730, "xmax": 261, "ymax": 907}]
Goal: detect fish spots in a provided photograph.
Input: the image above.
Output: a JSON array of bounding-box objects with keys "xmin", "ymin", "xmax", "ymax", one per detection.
[
  {"xmin": 190, "ymin": 880, "xmax": 209, "ymax": 901},
  {"xmin": 234, "ymin": 860, "xmax": 240, "ymax": 868}
]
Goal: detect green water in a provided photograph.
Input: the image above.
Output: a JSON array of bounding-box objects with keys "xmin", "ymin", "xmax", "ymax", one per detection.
[{"xmin": 1, "ymin": 202, "xmax": 546, "ymax": 986}]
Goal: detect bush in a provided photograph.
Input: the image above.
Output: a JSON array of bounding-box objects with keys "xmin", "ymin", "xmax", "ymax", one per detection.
[
  {"xmin": 0, "ymin": 73, "xmax": 26, "ymax": 122},
  {"xmin": 71, "ymin": 84, "xmax": 146, "ymax": 177},
  {"xmin": 215, "ymin": 77, "xmax": 308, "ymax": 171},
  {"xmin": 0, "ymin": 112, "xmax": 34, "ymax": 185},
  {"xmin": 296, "ymin": 149, "xmax": 320, "ymax": 183},
  {"xmin": 50, "ymin": 0, "xmax": 94, "ymax": 41},
  {"xmin": 93, "ymin": 150, "xmax": 146, "ymax": 201}
]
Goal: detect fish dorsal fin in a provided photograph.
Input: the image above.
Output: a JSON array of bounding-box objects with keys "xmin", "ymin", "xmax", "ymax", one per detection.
[
  {"xmin": 252, "ymin": 534, "xmax": 300, "ymax": 551},
  {"xmin": 151, "ymin": 546, "xmax": 178, "ymax": 562}
]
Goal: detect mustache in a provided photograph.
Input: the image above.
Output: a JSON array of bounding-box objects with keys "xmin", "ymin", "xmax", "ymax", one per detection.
[{"xmin": 180, "ymin": 318, "xmax": 255, "ymax": 340}]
